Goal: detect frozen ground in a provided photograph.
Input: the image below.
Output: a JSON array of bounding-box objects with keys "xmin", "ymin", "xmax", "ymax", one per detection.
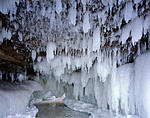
[
  {"xmin": 64, "ymin": 99, "xmax": 139, "ymax": 118},
  {"xmin": 35, "ymin": 102, "xmax": 89, "ymax": 118},
  {"xmin": 0, "ymin": 80, "xmax": 42, "ymax": 118}
]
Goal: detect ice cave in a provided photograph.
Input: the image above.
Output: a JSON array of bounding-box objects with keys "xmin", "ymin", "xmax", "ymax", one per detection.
[{"xmin": 0, "ymin": 0, "xmax": 150, "ymax": 118}]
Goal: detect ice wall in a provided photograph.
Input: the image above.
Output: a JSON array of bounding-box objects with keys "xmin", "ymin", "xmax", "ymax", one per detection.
[{"xmin": 35, "ymin": 51, "xmax": 150, "ymax": 118}]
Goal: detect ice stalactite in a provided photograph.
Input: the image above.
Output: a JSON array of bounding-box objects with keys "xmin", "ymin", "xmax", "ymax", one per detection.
[
  {"xmin": 56, "ymin": 0, "xmax": 62, "ymax": 15},
  {"xmin": 83, "ymin": 12, "xmax": 90, "ymax": 34},
  {"xmin": 92, "ymin": 27, "xmax": 100, "ymax": 52},
  {"xmin": 35, "ymin": 49, "xmax": 150, "ymax": 118},
  {"xmin": 69, "ymin": 3, "xmax": 77, "ymax": 26},
  {"xmin": 46, "ymin": 42, "xmax": 56, "ymax": 63},
  {"xmin": 31, "ymin": 50, "xmax": 36, "ymax": 62},
  {"xmin": 0, "ymin": 0, "xmax": 19, "ymax": 14}
]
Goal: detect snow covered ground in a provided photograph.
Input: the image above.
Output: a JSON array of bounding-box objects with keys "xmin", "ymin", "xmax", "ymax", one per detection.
[{"xmin": 0, "ymin": 80, "xmax": 42, "ymax": 118}]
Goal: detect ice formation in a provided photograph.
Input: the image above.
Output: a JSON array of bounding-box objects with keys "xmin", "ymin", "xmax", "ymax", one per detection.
[
  {"xmin": 46, "ymin": 42, "xmax": 56, "ymax": 63},
  {"xmin": 0, "ymin": 0, "xmax": 150, "ymax": 118},
  {"xmin": 0, "ymin": 0, "xmax": 19, "ymax": 14},
  {"xmin": 56, "ymin": 0, "xmax": 62, "ymax": 14},
  {"xmin": 83, "ymin": 12, "xmax": 90, "ymax": 34},
  {"xmin": 0, "ymin": 80, "xmax": 42, "ymax": 118},
  {"xmin": 31, "ymin": 50, "xmax": 37, "ymax": 62},
  {"xmin": 36, "ymin": 51, "xmax": 150, "ymax": 118}
]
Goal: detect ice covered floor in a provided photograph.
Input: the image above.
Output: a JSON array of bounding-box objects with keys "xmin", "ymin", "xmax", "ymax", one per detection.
[
  {"xmin": 0, "ymin": 80, "xmax": 42, "ymax": 118},
  {"xmin": 35, "ymin": 102, "xmax": 89, "ymax": 118},
  {"xmin": 64, "ymin": 99, "xmax": 139, "ymax": 118}
]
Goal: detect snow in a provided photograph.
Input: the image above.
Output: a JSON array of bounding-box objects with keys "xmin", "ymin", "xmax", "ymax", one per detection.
[
  {"xmin": 0, "ymin": 80, "xmax": 42, "ymax": 118},
  {"xmin": 6, "ymin": 106, "xmax": 38, "ymax": 118}
]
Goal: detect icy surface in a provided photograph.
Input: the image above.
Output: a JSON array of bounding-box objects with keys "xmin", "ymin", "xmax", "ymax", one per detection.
[
  {"xmin": 56, "ymin": 0, "xmax": 62, "ymax": 14},
  {"xmin": 134, "ymin": 51, "xmax": 150, "ymax": 118},
  {"xmin": 69, "ymin": 6, "xmax": 77, "ymax": 26},
  {"xmin": 0, "ymin": 80, "xmax": 42, "ymax": 118},
  {"xmin": 0, "ymin": 0, "xmax": 19, "ymax": 14},
  {"xmin": 46, "ymin": 42, "xmax": 56, "ymax": 63},
  {"xmin": 35, "ymin": 51, "xmax": 150, "ymax": 118},
  {"xmin": 64, "ymin": 99, "xmax": 139, "ymax": 118},
  {"xmin": 32, "ymin": 50, "xmax": 37, "ymax": 62},
  {"xmin": 92, "ymin": 27, "xmax": 100, "ymax": 52},
  {"xmin": 83, "ymin": 12, "xmax": 90, "ymax": 33},
  {"xmin": 6, "ymin": 106, "xmax": 38, "ymax": 118}
]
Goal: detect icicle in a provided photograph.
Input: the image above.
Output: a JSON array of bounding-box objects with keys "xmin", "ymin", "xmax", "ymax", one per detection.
[
  {"xmin": 124, "ymin": 2, "xmax": 133, "ymax": 23},
  {"xmin": 83, "ymin": 12, "xmax": 90, "ymax": 33},
  {"xmin": 11, "ymin": 73, "xmax": 15, "ymax": 82},
  {"xmin": 18, "ymin": 32, "xmax": 23, "ymax": 41},
  {"xmin": 131, "ymin": 18, "xmax": 143, "ymax": 45},
  {"xmin": 69, "ymin": 7, "xmax": 76, "ymax": 25},
  {"xmin": 46, "ymin": 42, "xmax": 56, "ymax": 63},
  {"xmin": 56, "ymin": 0, "xmax": 62, "ymax": 14},
  {"xmin": 31, "ymin": 50, "xmax": 36, "ymax": 62},
  {"xmin": 92, "ymin": 27, "xmax": 100, "ymax": 52},
  {"xmin": 81, "ymin": 0, "xmax": 87, "ymax": 12},
  {"xmin": 0, "ymin": 71, "xmax": 2, "ymax": 80}
]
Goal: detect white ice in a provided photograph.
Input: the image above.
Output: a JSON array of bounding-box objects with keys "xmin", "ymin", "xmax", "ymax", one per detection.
[{"xmin": 0, "ymin": 80, "xmax": 42, "ymax": 118}]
